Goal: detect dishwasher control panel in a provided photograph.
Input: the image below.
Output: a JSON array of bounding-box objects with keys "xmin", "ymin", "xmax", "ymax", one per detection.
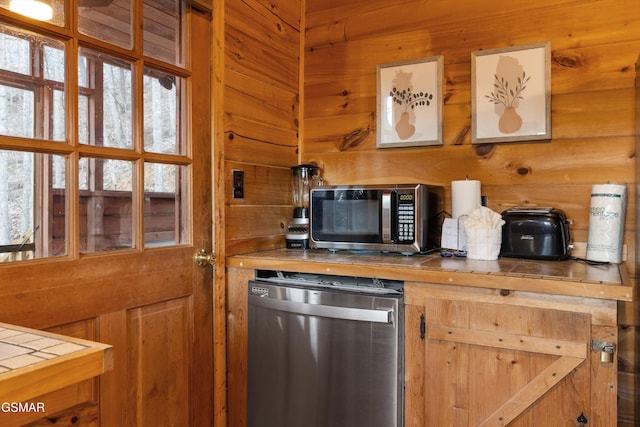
[
  {"xmin": 255, "ymin": 270, "xmax": 404, "ymax": 295},
  {"xmin": 250, "ymin": 286, "xmax": 270, "ymax": 297}
]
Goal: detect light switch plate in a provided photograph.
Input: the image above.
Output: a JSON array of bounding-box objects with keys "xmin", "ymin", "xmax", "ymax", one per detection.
[{"xmin": 232, "ymin": 170, "xmax": 244, "ymax": 199}]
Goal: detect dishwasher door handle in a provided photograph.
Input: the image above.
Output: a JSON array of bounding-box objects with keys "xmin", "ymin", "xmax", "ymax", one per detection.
[{"xmin": 249, "ymin": 295, "xmax": 394, "ymax": 324}]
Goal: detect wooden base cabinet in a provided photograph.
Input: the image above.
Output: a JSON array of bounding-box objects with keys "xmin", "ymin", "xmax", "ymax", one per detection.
[{"xmin": 404, "ymin": 282, "xmax": 618, "ymax": 427}]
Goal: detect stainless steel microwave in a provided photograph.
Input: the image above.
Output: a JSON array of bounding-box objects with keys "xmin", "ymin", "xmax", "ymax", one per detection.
[{"xmin": 309, "ymin": 184, "xmax": 443, "ymax": 254}]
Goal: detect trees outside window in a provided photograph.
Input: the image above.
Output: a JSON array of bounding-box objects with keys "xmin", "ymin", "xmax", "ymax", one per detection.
[{"xmin": 0, "ymin": 0, "xmax": 190, "ymax": 262}]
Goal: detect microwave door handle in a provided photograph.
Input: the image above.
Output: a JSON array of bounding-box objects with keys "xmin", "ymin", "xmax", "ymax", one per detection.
[
  {"xmin": 382, "ymin": 190, "xmax": 392, "ymax": 243},
  {"xmin": 249, "ymin": 294, "xmax": 394, "ymax": 324}
]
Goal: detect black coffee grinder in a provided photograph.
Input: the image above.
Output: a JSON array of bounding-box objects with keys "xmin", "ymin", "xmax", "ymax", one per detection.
[{"xmin": 285, "ymin": 164, "xmax": 322, "ymax": 249}]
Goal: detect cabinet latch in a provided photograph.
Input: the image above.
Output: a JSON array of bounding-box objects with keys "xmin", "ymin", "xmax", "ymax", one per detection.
[{"xmin": 590, "ymin": 339, "xmax": 616, "ymax": 363}]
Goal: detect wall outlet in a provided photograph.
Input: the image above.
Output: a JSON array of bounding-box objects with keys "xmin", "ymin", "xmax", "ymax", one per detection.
[{"xmin": 232, "ymin": 170, "xmax": 244, "ymax": 199}]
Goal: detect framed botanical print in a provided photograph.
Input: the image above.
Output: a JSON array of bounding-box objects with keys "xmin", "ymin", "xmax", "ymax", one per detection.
[
  {"xmin": 472, "ymin": 42, "xmax": 551, "ymax": 144},
  {"xmin": 376, "ymin": 56, "xmax": 443, "ymax": 148}
]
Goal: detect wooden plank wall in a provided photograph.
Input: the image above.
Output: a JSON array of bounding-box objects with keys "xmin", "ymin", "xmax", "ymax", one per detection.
[
  {"xmin": 300, "ymin": 0, "xmax": 639, "ymax": 425},
  {"xmin": 223, "ymin": 0, "xmax": 301, "ymax": 255}
]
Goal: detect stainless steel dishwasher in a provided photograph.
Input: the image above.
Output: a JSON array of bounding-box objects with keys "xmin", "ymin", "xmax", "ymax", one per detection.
[{"xmin": 247, "ymin": 270, "xmax": 404, "ymax": 427}]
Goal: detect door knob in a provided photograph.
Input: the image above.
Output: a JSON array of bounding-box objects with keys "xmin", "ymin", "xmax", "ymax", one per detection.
[{"xmin": 194, "ymin": 249, "xmax": 216, "ymax": 267}]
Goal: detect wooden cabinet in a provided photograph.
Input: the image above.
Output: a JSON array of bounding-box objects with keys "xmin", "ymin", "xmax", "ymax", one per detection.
[
  {"xmin": 405, "ymin": 282, "xmax": 618, "ymax": 426},
  {"xmin": 224, "ymin": 249, "xmax": 631, "ymax": 426},
  {"xmin": 225, "ymin": 267, "xmax": 254, "ymax": 427}
]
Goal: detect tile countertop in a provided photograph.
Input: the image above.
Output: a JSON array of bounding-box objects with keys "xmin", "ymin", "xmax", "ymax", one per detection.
[
  {"xmin": 0, "ymin": 323, "xmax": 113, "ymax": 403},
  {"xmin": 226, "ymin": 249, "xmax": 634, "ymax": 302}
]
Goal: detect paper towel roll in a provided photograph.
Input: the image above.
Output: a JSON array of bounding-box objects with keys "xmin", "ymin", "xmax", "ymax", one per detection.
[
  {"xmin": 451, "ymin": 180, "xmax": 481, "ymax": 219},
  {"xmin": 586, "ymin": 183, "xmax": 627, "ymax": 264}
]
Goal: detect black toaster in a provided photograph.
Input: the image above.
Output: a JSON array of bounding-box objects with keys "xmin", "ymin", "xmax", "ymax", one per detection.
[{"xmin": 500, "ymin": 207, "xmax": 571, "ymax": 260}]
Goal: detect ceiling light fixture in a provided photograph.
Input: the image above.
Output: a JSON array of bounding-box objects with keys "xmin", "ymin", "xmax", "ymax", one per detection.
[{"xmin": 9, "ymin": 0, "xmax": 53, "ymax": 21}]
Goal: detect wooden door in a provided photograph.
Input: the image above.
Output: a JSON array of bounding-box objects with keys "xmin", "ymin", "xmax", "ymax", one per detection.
[
  {"xmin": 0, "ymin": 7, "xmax": 213, "ymax": 427},
  {"xmin": 405, "ymin": 282, "xmax": 618, "ymax": 426}
]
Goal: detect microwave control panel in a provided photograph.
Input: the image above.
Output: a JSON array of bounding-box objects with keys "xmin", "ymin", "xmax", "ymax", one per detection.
[{"xmin": 396, "ymin": 191, "xmax": 415, "ymax": 242}]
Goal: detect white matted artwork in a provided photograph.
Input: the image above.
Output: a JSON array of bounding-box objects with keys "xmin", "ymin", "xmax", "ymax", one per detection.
[
  {"xmin": 472, "ymin": 42, "xmax": 551, "ymax": 144},
  {"xmin": 376, "ymin": 56, "xmax": 443, "ymax": 148}
]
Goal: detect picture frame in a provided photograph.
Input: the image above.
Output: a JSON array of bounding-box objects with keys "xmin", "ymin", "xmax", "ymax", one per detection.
[
  {"xmin": 376, "ymin": 56, "xmax": 443, "ymax": 148},
  {"xmin": 471, "ymin": 42, "xmax": 551, "ymax": 144}
]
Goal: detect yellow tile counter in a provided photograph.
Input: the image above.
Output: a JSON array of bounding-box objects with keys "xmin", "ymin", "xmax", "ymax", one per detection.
[
  {"xmin": 0, "ymin": 323, "xmax": 113, "ymax": 403},
  {"xmin": 226, "ymin": 248, "xmax": 633, "ymax": 301}
]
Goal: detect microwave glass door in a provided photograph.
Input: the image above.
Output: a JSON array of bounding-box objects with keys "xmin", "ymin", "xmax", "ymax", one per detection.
[{"xmin": 311, "ymin": 189, "xmax": 382, "ymax": 243}]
